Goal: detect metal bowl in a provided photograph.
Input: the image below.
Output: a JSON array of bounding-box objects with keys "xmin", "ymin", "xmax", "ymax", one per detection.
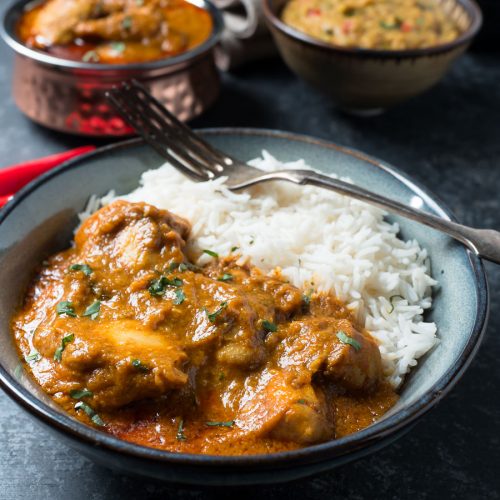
[{"xmin": 0, "ymin": 0, "xmax": 224, "ymax": 136}]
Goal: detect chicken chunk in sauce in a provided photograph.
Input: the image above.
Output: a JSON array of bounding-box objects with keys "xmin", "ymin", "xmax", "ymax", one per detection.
[
  {"xmin": 17, "ymin": 0, "xmax": 213, "ymax": 64},
  {"xmin": 12, "ymin": 201, "xmax": 397, "ymax": 455}
]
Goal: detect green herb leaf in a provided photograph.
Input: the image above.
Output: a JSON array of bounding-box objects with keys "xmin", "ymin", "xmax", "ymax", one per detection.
[
  {"xmin": 54, "ymin": 333, "xmax": 75, "ymax": 361},
  {"xmin": 206, "ymin": 302, "xmax": 228, "ymax": 322},
  {"xmin": 262, "ymin": 320, "xmax": 277, "ymax": 333},
  {"xmin": 82, "ymin": 50, "xmax": 99, "ymax": 62},
  {"xmin": 173, "ymin": 289, "xmax": 186, "ymax": 305},
  {"xmin": 178, "ymin": 263, "xmax": 188, "ymax": 272},
  {"xmin": 302, "ymin": 290, "xmax": 313, "ymax": 306},
  {"xmin": 149, "ymin": 276, "xmax": 183, "ymax": 296},
  {"xmin": 169, "ymin": 262, "xmax": 180, "ymax": 272},
  {"xmin": 231, "ymin": 246, "xmax": 239, "ymax": 252},
  {"xmin": 110, "ymin": 41, "xmax": 126, "ymax": 53},
  {"xmin": 205, "ymin": 420, "xmax": 234, "ymax": 427},
  {"xmin": 75, "ymin": 401, "xmax": 105, "ymax": 426},
  {"xmin": 83, "ymin": 301, "xmax": 101, "ymax": 320},
  {"xmin": 218, "ymin": 273, "xmax": 233, "ymax": 282},
  {"xmin": 70, "ymin": 389, "xmax": 93, "ymax": 400},
  {"xmin": 122, "ymin": 16, "xmax": 133, "ymax": 30},
  {"xmin": 176, "ymin": 418, "xmax": 187, "ymax": 441},
  {"xmin": 25, "ymin": 350, "xmax": 41, "ymax": 363},
  {"xmin": 203, "ymin": 249, "xmax": 219, "ymax": 258},
  {"xmin": 379, "ymin": 18, "xmax": 403, "ymax": 29},
  {"xmin": 132, "ymin": 359, "xmax": 149, "ymax": 372},
  {"xmin": 297, "ymin": 399, "xmax": 307, "ymax": 405},
  {"xmin": 336, "ymin": 331, "xmax": 361, "ymax": 351},
  {"xmin": 388, "ymin": 295, "xmax": 405, "ymax": 314},
  {"xmin": 218, "ymin": 371, "xmax": 225, "ymax": 381},
  {"xmin": 69, "ymin": 263, "xmax": 93, "ymax": 276},
  {"xmin": 56, "ymin": 301, "xmax": 76, "ymax": 317}
]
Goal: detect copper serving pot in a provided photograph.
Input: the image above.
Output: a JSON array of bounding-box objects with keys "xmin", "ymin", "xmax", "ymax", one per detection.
[{"xmin": 1, "ymin": 0, "xmax": 223, "ymax": 137}]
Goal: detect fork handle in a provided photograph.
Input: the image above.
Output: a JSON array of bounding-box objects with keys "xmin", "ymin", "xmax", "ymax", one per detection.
[{"xmin": 275, "ymin": 169, "xmax": 500, "ymax": 264}]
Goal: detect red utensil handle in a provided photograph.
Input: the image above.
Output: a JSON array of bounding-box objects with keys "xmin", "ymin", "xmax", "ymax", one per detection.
[{"xmin": 0, "ymin": 145, "xmax": 95, "ymax": 197}]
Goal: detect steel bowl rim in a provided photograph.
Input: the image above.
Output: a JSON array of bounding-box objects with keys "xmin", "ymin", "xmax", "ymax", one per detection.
[
  {"xmin": 0, "ymin": 0, "xmax": 224, "ymax": 72},
  {"xmin": 262, "ymin": 0, "xmax": 482, "ymax": 59},
  {"xmin": 0, "ymin": 128, "xmax": 489, "ymax": 469}
]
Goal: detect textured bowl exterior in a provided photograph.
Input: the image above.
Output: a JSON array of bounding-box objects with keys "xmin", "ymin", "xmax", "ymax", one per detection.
[
  {"xmin": 0, "ymin": 130, "xmax": 488, "ymax": 485},
  {"xmin": 263, "ymin": 0, "xmax": 482, "ymax": 112},
  {"xmin": 1, "ymin": 0, "xmax": 223, "ymax": 136}
]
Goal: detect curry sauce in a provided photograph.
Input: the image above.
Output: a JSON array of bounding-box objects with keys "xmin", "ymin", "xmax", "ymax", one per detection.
[
  {"xmin": 12, "ymin": 201, "xmax": 397, "ymax": 455},
  {"xmin": 17, "ymin": 0, "xmax": 213, "ymax": 64},
  {"xmin": 281, "ymin": 0, "xmax": 461, "ymax": 50}
]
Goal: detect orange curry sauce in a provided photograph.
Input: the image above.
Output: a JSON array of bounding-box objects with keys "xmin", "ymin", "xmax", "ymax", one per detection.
[
  {"xmin": 17, "ymin": 0, "xmax": 213, "ymax": 64},
  {"xmin": 12, "ymin": 201, "xmax": 397, "ymax": 455}
]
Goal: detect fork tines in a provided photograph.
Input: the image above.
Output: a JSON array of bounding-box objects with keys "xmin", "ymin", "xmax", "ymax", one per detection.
[{"xmin": 106, "ymin": 81, "xmax": 226, "ymax": 182}]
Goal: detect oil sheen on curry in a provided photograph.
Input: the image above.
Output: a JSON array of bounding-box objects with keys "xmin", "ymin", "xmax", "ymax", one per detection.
[
  {"xmin": 17, "ymin": 0, "xmax": 213, "ymax": 64},
  {"xmin": 12, "ymin": 201, "xmax": 397, "ymax": 455}
]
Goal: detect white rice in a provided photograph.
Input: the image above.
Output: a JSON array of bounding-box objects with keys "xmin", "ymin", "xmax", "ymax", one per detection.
[{"xmin": 85, "ymin": 152, "xmax": 438, "ymax": 387}]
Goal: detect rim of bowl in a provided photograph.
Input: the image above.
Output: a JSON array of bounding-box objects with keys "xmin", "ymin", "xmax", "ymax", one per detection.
[
  {"xmin": 0, "ymin": 128, "xmax": 489, "ymax": 469},
  {"xmin": 262, "ymin": 0, "xmax": 483, "ymax": 59},
  {"xmin": 0, "ymin": 0, "xmax": 224, "ymax": 71}
]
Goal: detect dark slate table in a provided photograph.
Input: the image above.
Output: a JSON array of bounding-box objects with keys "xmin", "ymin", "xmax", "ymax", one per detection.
[{"xmin": 1, "ymin": 29, "xmax": 500, "ymax": 500}]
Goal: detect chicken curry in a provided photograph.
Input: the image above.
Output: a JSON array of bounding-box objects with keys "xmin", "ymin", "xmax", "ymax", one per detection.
[
  {"xmin": 12, "ymin": 201, "xmax": 397, "ymax": 455},
  {"xmin": 17, "ymin": 0, "xmax": 213, "ymax": 64}
]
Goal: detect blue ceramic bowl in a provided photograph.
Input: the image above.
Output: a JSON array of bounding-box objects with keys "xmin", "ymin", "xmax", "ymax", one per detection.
[{"xmin": 0, "ymin": 129, "xmax": 488, "ymax": 485}]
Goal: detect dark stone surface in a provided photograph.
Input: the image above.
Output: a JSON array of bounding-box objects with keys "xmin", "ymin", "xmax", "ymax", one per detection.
[{"xmin": 1, "ymin": 24, "xmax": 500, "ymax": 500}]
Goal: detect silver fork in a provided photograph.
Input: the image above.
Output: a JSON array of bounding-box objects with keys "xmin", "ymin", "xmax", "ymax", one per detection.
[{"xmin": 106, "ymin": 81, "xmax": 500, "ymax": 265}]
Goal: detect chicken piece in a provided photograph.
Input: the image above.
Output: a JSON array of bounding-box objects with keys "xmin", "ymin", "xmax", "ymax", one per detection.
[
  {"xmin": 30, "ymin": 0, "xmax": 101, "ymax": 46},
  {"xmin": 75, "ymin": 201, "xmax": 190, "ymax": 292},
  {"xmin": 235, "ymin": 370, "xmax": 334, "ymax": 444},
  {"xmin": 277, "ymin": 318, "xmax": 382, "ymax": 392},
  {"xmin": 74, "ymin": 3, "xmax": 166, "ymax": 41},
  {"xmin": 33, "ymin": 319, "xmax": 188, "ymax": 411}
]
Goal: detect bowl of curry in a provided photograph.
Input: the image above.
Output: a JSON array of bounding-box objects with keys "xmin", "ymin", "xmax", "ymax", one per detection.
[
  {"xmin": 263, "ymin": 0, "xmax": 482, "ymax": 113},
  {"xmin": 0, "ymin": 0, "xmax": 224, "ymax": 136},
  {"xmin": 0, "ymin": 130, "xmax": 488, "ymax": 485}
]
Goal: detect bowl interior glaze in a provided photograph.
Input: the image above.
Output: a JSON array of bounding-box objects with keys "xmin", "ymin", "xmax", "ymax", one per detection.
[{"xmin": 0, "ymin": 129, "xmax": 488, "ymax": 484}]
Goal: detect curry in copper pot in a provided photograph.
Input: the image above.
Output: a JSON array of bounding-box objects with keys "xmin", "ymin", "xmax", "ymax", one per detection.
[
  {"xmin": 17, "ymin": 0, "xmax": 213, "ymax": 64},
  {"xmin": 12, "ymin": 201, "xmax": 397, "ymax": 455}
]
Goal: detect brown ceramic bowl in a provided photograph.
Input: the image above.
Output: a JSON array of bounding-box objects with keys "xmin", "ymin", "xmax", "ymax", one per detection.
[
  {"xmin": 0, "ymin": 0, "xmax": 224, "ymax": 136},
  {"xmin": 263, "ymin": 0, "xmax": 482, "ymax": 114}
]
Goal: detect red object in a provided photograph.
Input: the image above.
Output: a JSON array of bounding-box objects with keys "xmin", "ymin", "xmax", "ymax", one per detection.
[
  {"xmin": 0, "ymin": 145, "xmax": 95, "ymax": 208},
  {"xmin": 400, "ymin": 21, "xmax": 413, "ymax": 32}
]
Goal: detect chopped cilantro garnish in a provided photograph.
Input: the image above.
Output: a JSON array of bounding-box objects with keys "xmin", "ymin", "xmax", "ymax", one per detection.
[
  {"xmin": 206, "ymin": 302, "xmax": 228, "ymax": 322},
  {"xmin": 176, "ymin": 418, "xmax": 187, "ymax": 441},
  {"xmin": 336, "ymin": 331, "xmax": 361, "ymax": 351},
  {"xmin": 218, "ymin": 273, "xmax": 233, "ymax": 282},
  {"xmin": 262, "ymin": 320, "xmax": 277, "ymax": 333},
  {"xmin": 56, "ymin": 301, "xmax": 76, "ymax": 317},
  {"xmin": 132, "ymin": 359, "xmax": 149, "ymax": 372},
  {"xmin": 75, "ymin": 401, "xmax": 104, "ymax": 426},
  {"xmin": 70, "ymin": 389, "xmax": 93, "ymax": 400},
  {"xmin": 149, "ymin": 276, "xmax": 183, "ymax": 296},
  {"xmin": 203, "ymin": 249, "xmax": 219, "ymax": 258},
  {"xmin": 82, "ymin": 50, "xmax": 99, "ymax": 62},
  {"xmin": 110, "ymin": 41, "xmax": 126, "ymax": 53},
  {"xmin": 54, "ymin": 333, "xmax": 74, "ymax": 361},
  {"xmin": 82, "ymin": 301, "xmax": 101, "ymax": 320},
  {"xmin": 205, "ymin": 420, "xmax": 234, "ymax": 427},
  {"xmin": 25, "ymin": 350, "xmax": 41, "ymax": 363},
  {"xmin": 174, "ymin": 289, "xmax": 186, "ymax": 305},
  {"xmin": 68, "ymin": 263, "xmax": 92, "ymax": 276}
]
